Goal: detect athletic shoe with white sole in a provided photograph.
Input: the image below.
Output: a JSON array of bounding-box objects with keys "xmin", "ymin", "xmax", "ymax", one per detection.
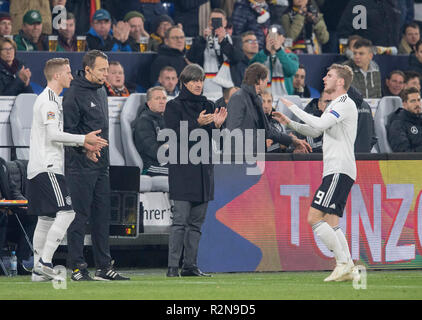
[
  {"xmin": 336, "ymin": 265, "xmax": 361, "ymax": 282},
  {"xmin": 31, "ymin": 271, "xmax": 50, "ymax": 282},
  {"xmin": 324, "ymin": 261, "xmax": 353, "ymax": 282},
  {"xmin": 94, "ymin": 263, "xmax": 130, "ymax": 281},
  {"xmin": 34, "ymin": 258, "xmax": 62, "ymax": 281},
  {"xmin": 71, "ymin": 264, "xmax": 93, "ymax": 281}
]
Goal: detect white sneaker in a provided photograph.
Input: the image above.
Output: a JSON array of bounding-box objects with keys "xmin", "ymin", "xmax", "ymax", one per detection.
[
  {"xmin": 31, "ymin": 271, "xmax": 50, "ymax": 282},
  {"xmin": 336, "ymin": 265, "xmax": 360, "ymax": 282},
  {"xmin": 34, "ymin": 259, "xmax": 64, "ymax": 281},
  {"xmin": 324, "ymin": 261, "xmax": 353, "ymax": 282}
]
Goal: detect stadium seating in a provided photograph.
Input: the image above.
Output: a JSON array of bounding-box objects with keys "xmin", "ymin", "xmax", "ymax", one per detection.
[
  {"xmin": 120, "ymin": 93, "xmax": 169, "ymax": 192},
  {"xmin": 373, "ymin": 96, "xmax": 403, "ymax": 153},
  {"xmin": 9, "ymin": 94, "xmax": 38, "ymax": 160}
]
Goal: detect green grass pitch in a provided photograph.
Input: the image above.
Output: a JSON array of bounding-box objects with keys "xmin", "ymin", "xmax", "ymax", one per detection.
[{"xmin": 1, "ymin": 269, "xmax": 421, "ymax": 300}]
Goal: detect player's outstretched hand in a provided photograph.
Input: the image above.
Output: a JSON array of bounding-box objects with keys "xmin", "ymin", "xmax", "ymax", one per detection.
[
  {"xmin": 271, "ymin": 111, "xmax": 290, "ymax": 125},
  {"xmin": 86, "ymin": 150, "xmax": 101, "ymax": 163},
  {"xmin": 291, "ymin": 136, "xmax": 312, "ymax": 153},
  {"xmin": 279, "ymin": 97, "xmax": 294, "ymax": 108},
  {"xmin": 84, "ymin": 129, "xmax": 108, "ymax": 152}
]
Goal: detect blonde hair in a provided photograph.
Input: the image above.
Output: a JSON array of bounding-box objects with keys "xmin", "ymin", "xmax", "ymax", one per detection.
[
  {"xmin": 328, "ymin": 64, "xmax": 354, "ymax": 91},
  {"xmin": 44, "ymin": 58, "xmax": 70, "ymax": 82}
]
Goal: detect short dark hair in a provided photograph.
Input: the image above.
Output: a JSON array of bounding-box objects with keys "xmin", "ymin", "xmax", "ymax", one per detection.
[
  {"xmin": 241, "ymin": 31, "xmax": 256, "ymax": 40},
  {"xmin": 353, "ymin": 38, "xmax": 373, "ymax": 50},
  {"xmin": 404, "ymin": 70, "xmax": 422, "ymax": 83},
  {"xmin": 298, "ymin": 64, "xmax": 305, "ymax": 70},
  {"xmin": 243, "ymin": 62, "xmax": 268, "ymax": 86},
  {"xmin": 415, "ymin": 40, "xmax": 422, "ymax": 52},
  {"xmin": 211, "ymin": 8, "xmax": 227, "ymax": 18},
  {"xmin": 400, "ymin": 87, "xmax": 420, "ymax": 102},
  {"xmin": 179, "ymin": 64, "xmax": 205, "ymax": 84},
  {"xmin": 404, "ymin": 22, "xmax": 420, "ymax": 34},
  {"xmin": 66, "ymin": 11, "xmax": 75, "ymax": 21},
  {"xmin": 387, "ymin": 70, "xmax": 405, "ymax": 80},
  {"xmin": 159, "ymin": 66, "xmax": 177, "ymax": 76},
  {"xmin": 164, "ymin": 25, "xmax": 182, "ymax": 39},
  {"xmin": 82, "ymin": 50, "xmax": 108, "ymax": 70},
  {"xmin": 348, "ymin": 34, "xmax": 363, "ymax": 46}
]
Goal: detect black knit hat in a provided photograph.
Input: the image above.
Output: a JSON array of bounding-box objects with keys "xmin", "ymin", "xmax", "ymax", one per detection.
[{"xmin": 152, "ymin": 14, "xmax": 174, "ymax": 33}]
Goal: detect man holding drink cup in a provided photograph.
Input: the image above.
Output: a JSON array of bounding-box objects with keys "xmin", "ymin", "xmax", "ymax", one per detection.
[{"xmin": 123, "ymin": 11, "xmax": 150, "ymax": 52}]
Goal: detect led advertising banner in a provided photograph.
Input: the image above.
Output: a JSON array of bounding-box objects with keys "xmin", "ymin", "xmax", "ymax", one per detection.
[{"xmin": 198, "ymin": 161, "xmax": 422, "ymax": 272}]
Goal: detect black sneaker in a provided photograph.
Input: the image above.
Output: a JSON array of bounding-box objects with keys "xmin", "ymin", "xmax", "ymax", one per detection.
[
  {"xmin": 71, "ymin": 263, "xmax": 93, "ymax": 281},
  {"xmin": 94, "ymin": 262, "xmax": 130, "ymax": 281}
]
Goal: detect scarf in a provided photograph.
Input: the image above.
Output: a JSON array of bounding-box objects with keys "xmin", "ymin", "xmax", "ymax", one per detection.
[
  {"xmin": 104, "ymin": 81, "xmax": 130, "ymax": 97},
  {"xmin": 263, "ymin": 54, "xmax": 288, "ymax": 98},
  {"xmin": 0, "ymin": 58, "xmax": 20, "ymax": 75},
  {"xmin": 249, "ymin": 0, "xmax": 270, "ymax": 24},
  {"xmin": 288, "ymin": 7, "xmax": 320, "ymax": 54},
  {"xmin": 203, "ymin": 36, "xmax": 234, "ymax": 101}
]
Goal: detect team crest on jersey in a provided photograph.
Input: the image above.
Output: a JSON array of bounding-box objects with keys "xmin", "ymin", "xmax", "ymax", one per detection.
[
  {"xmin": 410, "ymin": 126, "xmax": 418, "ymax": 135},
  {"xmin": 47, "ymin": 111, "xmax": 55, "ymax": 120},
  {"xmin": 65, "ymin": 196, "xmax": 72, "ymax": 206}
]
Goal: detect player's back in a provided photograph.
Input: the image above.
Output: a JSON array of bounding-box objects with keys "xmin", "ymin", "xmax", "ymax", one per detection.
[
  {"xmin": 322, "ymin": 94, "xmax": 358, "ymax": 180},
  {"xmin": 27, "ymin": 88, "xmax": 64, "ymax": 179}
]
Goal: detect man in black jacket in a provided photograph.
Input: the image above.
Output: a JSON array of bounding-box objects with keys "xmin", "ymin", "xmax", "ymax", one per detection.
[
  {"xmin": 387, "ymin": 87, "xmax": 422, "ymax": 152},
  {"xmin": 149, "ymin": 26, "xmax": 188, "ymax": 87},
  {"xmin": 133, "ymin": 86, "xmax": 168, "ymax": 176},
  {"xmin": 63, "ymin": 50, "xmax": 129, "ymax": 281},
  {"xmin": 225, "ymin": 62, "xmax": 311, "ymax": 154}
]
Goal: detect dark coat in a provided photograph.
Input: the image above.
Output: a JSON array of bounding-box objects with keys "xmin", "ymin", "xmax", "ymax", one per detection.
[
  {"xmin": 163, "ymin": 85, "xmax": 216, "ymax": 202},
  {"xmin": 186, "ymin": 35, "xmax": 244, "ymax": 87},
  {"xmin": 225, "ymin": 83, "xmax": 293, "ymax": 153},
  {"xmin": 86, "ymin": 27, "xmax": 132, "ymax": 52},
  {"xmin": 149, "ymin": 45, "xmax": 188, "ymax": 87},
  {"xmin": 409, "ymin": 54, "xmax": 422, "ymax": 76},
  {"xmin": 133, "ymin": 104, "xmax": 166, "ymax": 173},
  {"xmin": 0, "ymin": 59, "xmax": 33, "ymax": 96},
  {"xmin": 337, "ymin": 0, "xmax": 401, "ymax": 47},
  {"xmin": 63, "ymin": 70, "xmax": 109, "ymax": 169},
  {"xmin": 173, "ymin": 0, "xmax": 221, "ymax": 37},
  {"xmin": 387, "ymin": 108, "xmax": 422, "ymax": 152},
  {"xmin": 297, "ymin": 98, "xmax": 323, "ymax": 153}
]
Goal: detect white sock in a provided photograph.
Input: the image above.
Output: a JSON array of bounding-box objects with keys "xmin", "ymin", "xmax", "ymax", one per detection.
[
  {"xmin": 333, "ymin": 226, "xmax": 353, "ymax": 265},
  {"xmin": 41, "ymin": 210, "xmax": 75, "ymax": 264},
  {"xmin": 33, "ymin": 217, "xmax": 54, "ymax": 267},
  {"xmin": 312, "ymin": 221, "xmax": 347, "ymax": 264}
]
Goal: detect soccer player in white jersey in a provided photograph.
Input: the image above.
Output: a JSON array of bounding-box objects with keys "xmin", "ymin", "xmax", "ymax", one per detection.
[
  {"xmin": 27, "ymin": 58, "xmax": 108, "ymax": 281},
  {"xmin": 274, "ymin": 64, "xmax": 358, "ymax": 282}
]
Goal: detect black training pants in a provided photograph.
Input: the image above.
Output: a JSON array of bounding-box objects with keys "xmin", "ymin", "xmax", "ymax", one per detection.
[{"xmin": 66, "ymin": 167, "xmax": 111, "ymax": 269}]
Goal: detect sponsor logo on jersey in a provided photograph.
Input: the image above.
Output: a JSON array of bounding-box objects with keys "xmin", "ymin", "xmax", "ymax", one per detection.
[
  {"xmin": 410, "ymin": 126, "xmax": 418, "ymax": 135},
  {"xmin": 90, "ymin": 102, "xmax": 96, "ymax": 108}
]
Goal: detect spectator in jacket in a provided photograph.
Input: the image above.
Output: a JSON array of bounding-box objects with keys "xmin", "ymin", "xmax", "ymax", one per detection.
[
  {"xmin": 148, "ymin": 14, "xmax": 174, "ymax": 52},
  {"xmin": 404, "ymin": 70, "xmax": 421, "ymax": 91},
  {"xmin": 86, "ymin": 9, "xmax": 132, "ymax": 52},
  {"xmin": 157, "ymin": 66, "xmax": 180, "ymax": 98},
  {"xmin": 281, "ymin": 0, "xmax": 329, "ymax": 54},
  {"xmin": 0, "ymin": 12, "xmax": 12, "ymax": 37},
  {"xmin": 123, "ymin": 11, "xmax": 149, "ymax": 52},
  {"xmin": 173, "ymin": 0, "xmax": 221, "ymax": 37},
  {"xmin": 149, "ymin": 26, "xmax": 188, "ymax": 87},
  {"xmin": 343, "ymin": 38, "xmax": 382, "ymax": 98},
  {"xmin": 57, "ymin": 12, "xmax": 77, "ymax": 52},
  {"xmin": 337, "ymin": 0, "xmax": 401, "ymax": 48},
  {"xmin": 133, "ymin": 86, "xmax": 168, "ymax": 176},
  {"xmin": 14, "ymin": 10, "xmax": 50, "ymax": 51},
  {"xmin": 0, "ymin": 37, "xmax": 33, "ymax": 96},
  {"xmin": 293, "ymin": 64, "xmax": 312, "ymax": 98},
  {"xmin": 409, "ymin": 40, "xmax": 422, "ymax": 75},
  {"xmin": 231, "ymin": 0, "xmax": 272, "ymax": 49},
  {"xmin": 387, "ymin": 86, "xmax": 422, "ymax": 152},
  {"xmin": 186, "ymin": 8, "xmax": 243, "ymax": 101},
  {"xmin": 104, "ymin": 61, "xmax": 134, "ymax": 97},
  {"xmin": 250, "ymin": 25, "xmax": 299, "ymax": 97},
  {"xmin": 231, "ymin": 31, "xmax": 259, "ymax": 87},
  {"xmin": 383, "ymin": 70, "xmax": 405, "ymax": 97},
  {"xmin": 10, "ymin": 0, "xmax": 52, "ymax": 35},
  {"xmin": 399, "ymin": 22, "xmax": 420, "ymax": 54}
]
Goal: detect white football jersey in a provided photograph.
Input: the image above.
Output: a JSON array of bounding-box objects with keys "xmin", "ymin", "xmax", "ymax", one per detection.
[
  {"xmin": 27, "ymin": 87, "xmax": 84, "ymax": 179},
  {"xmin": 321, "ymin": 94, "xmax": 358, "ymax": 180}
]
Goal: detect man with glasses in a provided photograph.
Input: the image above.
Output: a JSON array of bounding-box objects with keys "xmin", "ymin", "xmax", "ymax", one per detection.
[
  {"xmin": 149, "ymin": 26, "xmax": 187, "ymax": 87},
  {"xmin": 232, "ymin": 31, "xmax": 259, "ymax": 87}
]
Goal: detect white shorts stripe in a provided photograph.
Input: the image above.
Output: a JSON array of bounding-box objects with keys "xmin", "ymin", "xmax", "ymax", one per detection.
[
  {"xmin": 322, "ymin": 173, "xmax": 339, "ymax": 207},
  {"xmin": 48, "ymin": 172, "xmax": 64, "ymax": 207}
]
